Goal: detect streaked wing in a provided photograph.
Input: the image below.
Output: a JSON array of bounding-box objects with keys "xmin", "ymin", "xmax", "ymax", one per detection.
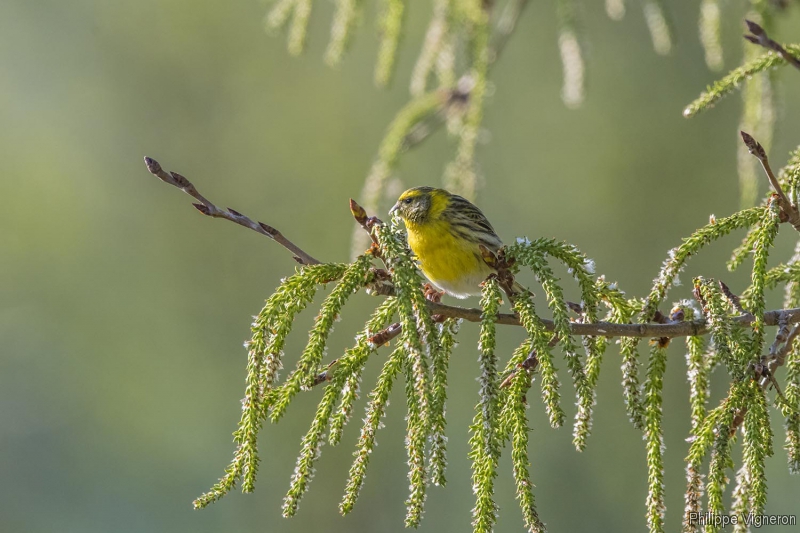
[{"xmin": 445, "ymin": 194, "xmax": 504, "ymax": 252}]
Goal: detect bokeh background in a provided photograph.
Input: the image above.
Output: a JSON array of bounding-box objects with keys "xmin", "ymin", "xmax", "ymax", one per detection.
[{"xmin": 2, "ymin": 1, "xmax": 800, "ymax": 532}]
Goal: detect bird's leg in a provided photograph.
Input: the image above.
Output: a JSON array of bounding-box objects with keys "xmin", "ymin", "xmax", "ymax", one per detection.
[
  {"xmin": 423, "ymin": 283, "xmax": 444, "ymax": 303},
  {"xmin": 423, "ymin": 283, "xmax": 447, "ymax": 323}
]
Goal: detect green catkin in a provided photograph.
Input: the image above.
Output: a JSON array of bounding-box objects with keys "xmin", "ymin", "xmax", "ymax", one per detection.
[
  {"xmin": 374, "ymin": 222, "xmax": 437, "ymax": 431},
  {"xmin": 683, "ymin": 381, "xmax": 747, "ymax": 532},
  {"xmin": 513, "ymin": 291, "xmax": 565, "ymax": 428},
  {"xmin": 620, "ymin": 208, "xmax": 763, "ymax": 428},
  {"xmin": 686, "ymin": 335, "xmax": 709, "ymax": 436},
  {"xmin": 508, "ymin": 239, "xmax": 601, "ymax": 444},
  {"xmin": 644, "ymin": 342, "xmax": 668, "ymax": 533},
  {"xmin": 784, "ymin": 239, "xmax": 800, "ymax": 309},
  {"xmin": 557, "ymin": 0, "xmax": 586, "ymax": 108},
  {"xmin": 740, "ymin": 262, "xmax": 800, "ymax": 308},
  {"xmin": 271, "ymin": 255, "xmax": 373, "ymax": 422},
  {"xmin": 747, "ymin": 201, "xmax": 781, "ymax": 357},
  {"xmin": 591, "ymin": 279, "xmax": 635, "ymax": 406},
  {"xmin": 429, "ymin": 318, "xmax": 459, "ymax": 486},
  {"xmin": 706, "ymin": 388, "xmax": 748, "ymax": 533},
  {"xmin": 728, "ymin": 225, "xmax": 760, "ymax": 272},
  {"xmin": 505, "ymin": 369, "xmax": 547, "ymax": 533},
  {"xmin": 373, "ymin": 222, "xmax": 442, "ymax": 526},
  {"xmin": 326, "ymin": 0, "xmax": 362, "ymax": 66},
  {"xmin": 442, "ymin": 0, "xmax": 489, "ymax": 201},
  {"xmin": 329, "ymin": 298, "xmax": 397, "ymax": 446},
  {"xmin": 287, "ymin": 0, "xmax": 312, "ymax": 56},
  {"xmin": 403, "ymin": 354, "xmax": 428, "ymax": 528},
  {"xmin": 194, "ymin": 263, "xmax": 347, "ymax": 508},
  {"xmin": 469, "ymin": 277, "xmax": 502, "ymax": 533},
  {"xmin": 374, "ymin": 0, "xmax": 405, "ymax": 87},
  {"xmin": 410, "ymin": 0, "xmax": 450, "ymax": 96},
  {"xmin": 340, "ymin": 346, "xmax": 405, "ymax": 514},
  {"xmin": 496, "ymin": 339, "xmax": 534, "ymax": 444},
  {"xmin": 683, "ymin": 390, "xmax": 732, "ymax": 532},
  {"xmin": 784, "ymin": 344, "xmax": 800, "ymax": 474},
  {"xmin": 265, "ymin": 0, "xmax": 298, "ymax": 33},
  {"xmin": 781, "ymin": 147, "xmax": 800, "ymax": 208},
  {"xmin": 698, "ymin": 0, "xmax": 723, "ymax": 71},
  {"xmin": 283, "ymin": 380, "xmax": 341, "ymax": 517},
  {"xmin": 683, "ymin": 45, "xmax": 800, "ymax": 118},
  {"xmin": 742, "ymin": 383, "xmax": 772, "ymax": 517},
  {"xmin": 695, "ymin": 278, "xmax": 748, "ymax": 380},
  {"xmin": 516, "ymin": 248, "xmax": 593, "ymax": 450}
]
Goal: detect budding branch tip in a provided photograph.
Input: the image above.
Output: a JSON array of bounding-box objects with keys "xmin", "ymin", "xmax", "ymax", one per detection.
[
  {"xmin": 143, "ymin": 156, "xmax": 162, "ymax": 175},
  {"xmin": 349, "ymin": 199, "xmax": 368, "ymax": 225}
]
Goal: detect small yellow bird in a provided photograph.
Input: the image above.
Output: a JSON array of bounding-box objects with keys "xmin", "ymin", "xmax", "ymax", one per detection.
[{"xmin": 390, "ymin": 186, "xmax": 517, "ymax": 299}]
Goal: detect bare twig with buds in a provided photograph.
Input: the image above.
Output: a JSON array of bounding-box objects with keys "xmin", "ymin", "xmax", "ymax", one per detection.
[
  {"xmin": 143, "ymin": 158, "xmax": 800, "ymax": 340},
  {"xmin": 143, "ymin": 157, "xmax": 320, "ymax": 266},
  {"xmin": 740, "ymin": 132, "xmax": 800, "ymax": 232},
  {"xmin": 744, "ymin": 19, "xmax": 800, "ymax": 72}
]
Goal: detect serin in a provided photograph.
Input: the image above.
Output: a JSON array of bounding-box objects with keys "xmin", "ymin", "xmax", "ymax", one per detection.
[{"xmin": 390, "ymin": 186, "xmax": 522, "ymax": 298}]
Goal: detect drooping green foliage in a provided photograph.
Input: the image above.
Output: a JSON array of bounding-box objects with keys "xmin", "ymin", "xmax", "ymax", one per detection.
[
  {"xmin": 503, "ymin": 363, "xmax": 546, "ymax": 533},
  {"xmin": 507, "ymin": 238, "xmax": 599, "ymax": 450},
  {"xmin": 340, "ymin": 344, "xmax": 405, "ymax": 514},
  {"xmin": 429, "ymin": 318, "xmax": 458, "ymax": 486},
  {"xmin": 192, "ymin": 140, "xmax": 800, "ymax": 533},
  {"xmin": 785, "ymin": 345, "xmax": 800, "ymax": 474},
  {"xmin": 685, "ymin": 4, "xmax": 798, "ymax": 207},
  {"xmin": 469, "ymin": 276, "xmax": 502, "ymax": 533},
  {"xmin": 325, "ymin": 0, "xmax": 362, "ymax": 66},
  {"xmin": 282, "ymin": 296, "xmax": 396, "ymax": 516},
  {"xmin": 262, "ymin": 0, "xmax": 789, "ymax": 258},
  {"xmin": 126, "ymin": 2, "xmax": 800, "ymax": 530},
  {"xmin": 512, "ymin": 289, "xmax": 565, "ymax": 429},
  {"xmin": 619, "ymin": 207, "xmax": 765, "ymax": 429},
  {"xmin": 684, "ymin": 45, "xmax": 799, "ymax": 119},
  {"xmin": 328, "ymin": 300, "xmax": 397, "ymax": 445},
  {"xmin": 374, "ymin": 0, "xmax": 405, "ymax": 87},
  {"xmin": 644, "ymin": 341, "xmax": 668, "ymax": 533}
]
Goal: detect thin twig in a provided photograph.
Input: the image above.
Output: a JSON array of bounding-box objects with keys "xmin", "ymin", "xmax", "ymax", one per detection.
[
  {"xmin": 740, "ymin": 132, "xmax": 800, "ymax": 232},
  {"xmin": 744, "ymin": 19, "xmax": 800, "ymax": 71},
  {"xmin": 769, "ymin": 311, "xmax": 790, "ymax": 357},
  {"xmin": 774, "ymin": 323, "xmax": 800, "ymax": 368},
  {"xmin": 143, "ymin": 157, "xmax": 320, "ymax": 265},
  {"xmin": 427, "ymin": 302, "xmax": 800, "ymax": 338},
  {"xmin": 146, "ymin": 160, "xmax": 800, "ymax": 340},
  {"xmin": 719, "ymin": 280, "xmax": 750, "ymax": 316}
]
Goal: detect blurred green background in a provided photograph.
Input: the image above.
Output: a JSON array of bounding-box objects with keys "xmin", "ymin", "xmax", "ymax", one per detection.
[{"xmin": 2, "ymin": 1, "xmax": 800, "ymax": 532}]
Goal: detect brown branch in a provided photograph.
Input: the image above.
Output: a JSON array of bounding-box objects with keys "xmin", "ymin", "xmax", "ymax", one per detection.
[
  {"xmin": 143, "ymin": 157, "xmax": 321, "ymax": 266},
  {"xmin": 427, "ymin": 301, "xmax": 800, "ymax": 338},
  {"xmin": 739, "ymin": 132, "xmax": 800, "ymax": 232},
  {"xmin": 145, "ymin": 161, "xmax": 800, "ymax": 343},
  {"xmin": 728, "ymin": 319, "xmax": 799, "ymax": 436},
  {"xmin": 744, "ymin": 19, "xmax": 800, "ymax": 72}
]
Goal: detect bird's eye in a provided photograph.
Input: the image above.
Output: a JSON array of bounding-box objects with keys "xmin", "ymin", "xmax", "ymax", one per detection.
[{"xmin": 404, "ymin": 198, "xmax": 413, "ymax": 204}]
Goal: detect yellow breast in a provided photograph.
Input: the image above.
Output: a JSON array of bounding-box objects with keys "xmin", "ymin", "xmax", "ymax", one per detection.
[{"xmin": 405, "ymin": 218, "xmax": 492, "ymax": 297}]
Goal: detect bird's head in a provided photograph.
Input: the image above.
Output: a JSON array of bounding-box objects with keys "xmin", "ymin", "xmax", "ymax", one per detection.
[{"xmin": 390, "ymin": 187, "xmax": 442, "ymax": 223}]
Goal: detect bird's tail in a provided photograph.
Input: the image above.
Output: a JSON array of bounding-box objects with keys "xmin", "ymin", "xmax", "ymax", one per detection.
[{"xmin": 511, "ymin": 280, "xmax": 532, "ymax": 297}]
